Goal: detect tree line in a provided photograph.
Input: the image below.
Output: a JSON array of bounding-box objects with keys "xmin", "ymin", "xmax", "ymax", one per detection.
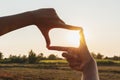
[
  {"xmin": 91, "ymin": 52, "xmax": 120, "ymax": 60},
  {"xmin": 0, "ymin": 50, "xmax": 62, "ymax": 64},
  {"xmin": 0, "ymin": 50, "xmax": 119, "ymax": 64}
]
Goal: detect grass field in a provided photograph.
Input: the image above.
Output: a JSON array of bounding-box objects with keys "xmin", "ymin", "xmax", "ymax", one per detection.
[{"xmin": 0, "ymin": 60, "xmax": 120, "ymax": 80}]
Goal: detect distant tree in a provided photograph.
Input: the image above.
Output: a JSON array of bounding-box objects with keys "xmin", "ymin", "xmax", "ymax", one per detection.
[
  {"xmin": 91, "ymin": 52, "xmax": 97, "ymax": 59},
  {"xmin": 112, "ymin": 55, "xmax": 120, "ymax": 60},
  {"xmin": 36, "ymin": 53, "xmax": 44, "ymax": 63},
  {"xmin": 38, "ymin": 53, "xmax": 44, "ymax": 59},
  {"xmin": 96, "ymin": 53, "xmax": 104, "ymax": 59},
  {"xmin": 48, "ymin": 54, "xmax": 57, "ymax": 60},
  {"xmin": 20, "ymin": 55, "xmax": 28, "ymax": 63},
  {"xmin": 0, "ymin": 54, "xmax": 27, "ymax": 63},
  {"xmin": 104, "ymin": 56, "xmax": 109, "ymax": 59},
  {"xmin": 0, "ymin": 58, "xmax": 11, "ymax": 63},
  {"xmin": 9, "ymin": 55, "xmax": 21, "ymax": 63},
  {"xmin": 9, "ymin": 55, "xmax": 26, "ymax": 63},
  {"xmin": 28, "ymin": 50, "xmax": 37, "ymax": 63},
  {"xmin": 0, "ymin": 52, "xmax": 3, "ymax": 60}
]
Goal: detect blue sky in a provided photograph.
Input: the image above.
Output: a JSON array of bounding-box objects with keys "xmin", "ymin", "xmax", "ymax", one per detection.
[{"xmin": 0, "ymin": 0, "xmax": 120, "ymax": 57}]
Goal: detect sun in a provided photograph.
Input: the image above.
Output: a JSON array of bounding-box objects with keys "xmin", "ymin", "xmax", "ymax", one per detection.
[
  {"xmin": 49, "ymin": 29, "xmax": 80, "ymax": 47},
  {"xmin": 66, "ymin": 31, "xmax": 80, "ymax": 47}
]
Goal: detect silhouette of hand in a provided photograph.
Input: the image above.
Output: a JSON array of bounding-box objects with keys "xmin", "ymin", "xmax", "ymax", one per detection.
[
  {"xmin": 48, "ymin": 29, "xmax": 95, "ymax": 71},
  {"xmin": 30, "ymin": 8, "xmax": 82, "ymax": 48},
  {"xmin": 31, "ymin": 8, "xmax": 65, "ymax": 28},
  {"xmin": 30, "ymin": 11, "xmax": 99, "ymax": 79}
]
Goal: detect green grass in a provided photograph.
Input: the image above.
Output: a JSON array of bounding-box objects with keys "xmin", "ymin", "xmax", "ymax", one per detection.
[
  {"xmin": 96, "ymin": 59, "xmax": 120, "ymax": 66},
  {"xmin": 40, "ymin": 60, "xmax": 67, "ymax": 63},
  {"xmin": 0, "ymin": 60, "xmax": 120, "ymax": 80},
  {"xmin": 0, "ymin": 68, "xmax": 82, "ymax": 80}
]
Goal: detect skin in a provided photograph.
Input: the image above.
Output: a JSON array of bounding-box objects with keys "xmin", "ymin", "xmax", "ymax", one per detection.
[
  {"xmin": 0, "ymin": 8, "xmax": 99, "ymax": 80},
  {"xmin": 0, "ymin": 8, "xmax": 82, "ymax": 48},
  {"xmin": 48, "ymin": 29, "xmax": 100, "ymax": 80}
]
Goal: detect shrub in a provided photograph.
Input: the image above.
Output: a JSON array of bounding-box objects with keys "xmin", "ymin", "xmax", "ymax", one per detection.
[{"xmin": 97, "ymin": 60, "xmax": 115, "ymax": 66}]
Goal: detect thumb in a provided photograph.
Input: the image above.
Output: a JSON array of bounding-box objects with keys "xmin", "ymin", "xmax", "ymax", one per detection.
[{"xmin": 79, "ymin": 30, "xmax": 88, "ymax": 49}]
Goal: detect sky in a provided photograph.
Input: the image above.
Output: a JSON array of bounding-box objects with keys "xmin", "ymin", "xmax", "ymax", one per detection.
[{"xmin": 0, "ymin": 0, "xmax": 120, "ymax": 58}]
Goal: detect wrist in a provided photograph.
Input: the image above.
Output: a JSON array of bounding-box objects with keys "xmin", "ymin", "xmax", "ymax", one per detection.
[
  {"xmin": 82, "ymin": 60, "xmax": 99, "ymax": 80},
  {"xmin": 83, "ymin": 59, "xmax": 96, "ymax": 73}
]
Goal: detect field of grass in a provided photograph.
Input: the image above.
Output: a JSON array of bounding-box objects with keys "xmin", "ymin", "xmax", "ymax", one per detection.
[{"xmin": 0, "ymin": 60, "xmax": 120, "ymax": 80}]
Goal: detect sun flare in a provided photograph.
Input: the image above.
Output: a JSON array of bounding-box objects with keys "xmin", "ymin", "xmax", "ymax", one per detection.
[
  {"xmin": 66, "ymin": 31, "xmax": 80, "ymax": 47},
  {"xmin": 49, "ymin": 29, "xmax": 80, "ymax": 47}
]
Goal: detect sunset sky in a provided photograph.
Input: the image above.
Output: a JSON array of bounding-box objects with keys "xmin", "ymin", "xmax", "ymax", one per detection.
[{"xmin": 0, "ymin": 0, "xmax": 120, "ymax": 58}]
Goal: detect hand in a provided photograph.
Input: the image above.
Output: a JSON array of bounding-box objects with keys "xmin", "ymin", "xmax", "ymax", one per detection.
[
  {"xmin": 48, "ymin": 29, "xmax": 99, "ymax": 80},
  {"xmin": 48, "ymin": 29, "xmax": 95, "ymax": 71},
  {"xmin": 30, "ymin": 8, "xmax": 82, "ymax": 48}
]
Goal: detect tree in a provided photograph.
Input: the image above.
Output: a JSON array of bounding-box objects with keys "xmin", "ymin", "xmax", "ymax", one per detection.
[
  {"xmin": 38, "ymin": 53, "xmax": 44, "ymax": 59},
  {"xmin": 36, "ymin": 53, "xmax": 44, "ymax": 63},
  {"xmin": 91, "ymin": 52, "xmax": 97, "ymax": 59},
  {"xmin": 28, "ymin": 50, "xmax": 37, "ymax": 63},
  {"xmin": 113, "ymin": 55, "xmax": 120, "ymax": 60},
  {"xmin": 1, "ymin": 54, "xmax": 27, "ymax": 63},
  {"xmin": 9, "ymin": 55, "xmax": 25, "ymax": 63},
  {"xmin": 20, "ymin": 55, "xmax": 28, "ymax": 63},
  {"xmin": 0, "ymin": 52, "xmax": 3, "ymax": 60},
  {"xmin": 96, "ymin": 53, "xmax": 104, "ymax": 59},
  {"xmin": 104, "ymin": 56, "xmax": 109, "ymax": 59},
  {"xmin": 9, "ymin": 55, "xmax": 20, "ymax": 63},
  {"xmin": 48, "ymin": 54, "xmax": 57, "ymax": 60}
]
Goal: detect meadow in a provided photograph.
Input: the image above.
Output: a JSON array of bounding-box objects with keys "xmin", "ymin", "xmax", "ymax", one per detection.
[{"xmin": 0, "ymin": 60, "xmax": 120, "ymax": 80}]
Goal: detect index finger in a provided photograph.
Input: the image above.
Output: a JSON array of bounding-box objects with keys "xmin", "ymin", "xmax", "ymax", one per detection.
[{"xmin": 48, "ymin": 46, "xmax": 77, "ymax": 51}]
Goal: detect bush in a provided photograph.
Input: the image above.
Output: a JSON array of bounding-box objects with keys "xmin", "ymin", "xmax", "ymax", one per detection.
[
  {"xmin": 0, "ymin": 58, "xmax": 11, "ymax": 64},
  {"xmin": 97, "ymin": 60, "xmax": 115, "ymax": 66}
]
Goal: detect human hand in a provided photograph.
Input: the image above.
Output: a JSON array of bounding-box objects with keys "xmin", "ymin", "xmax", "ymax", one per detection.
[
  {"xmin": 30, "ymin": 8, "xmax": 82, "ymax": 48},
  {"xmin": 48, "ymin": 29, "xmax": 95, "ymax": 71},
  {"xmin": 48, "ymin": 29, "xmax": 99, "ymax": 80}
]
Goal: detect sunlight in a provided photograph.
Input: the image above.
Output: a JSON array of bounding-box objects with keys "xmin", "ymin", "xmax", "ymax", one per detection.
[
  {"xmin": 66, "ymin": 31, "xmax": 80, "ymax": 47},
  {"xmin": 49, "ymin": 29, "xmax": 80, "ymax": 47}
]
